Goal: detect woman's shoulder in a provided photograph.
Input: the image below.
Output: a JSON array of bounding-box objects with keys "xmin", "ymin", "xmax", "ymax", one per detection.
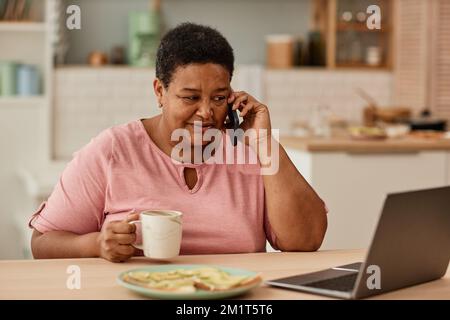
[
  {"xmin": 107, "ymin": 119, "xmax": 143, "ymax": 142},
  {"xmin": 84, "ymin": 119, "xmax": 137, "ymax": 145},
  {"xmin": 74, "ymin": 120, "xmax": 143, "ymax": 159},
  {"xmin": 104, "ymin": 119, "xmax": 149, "ymax": 159}
]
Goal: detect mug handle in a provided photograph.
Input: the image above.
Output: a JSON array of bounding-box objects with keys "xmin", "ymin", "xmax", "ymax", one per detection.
[{"xmin": 129, "ymin": 220, "xmax": 144, "ymax": 250}]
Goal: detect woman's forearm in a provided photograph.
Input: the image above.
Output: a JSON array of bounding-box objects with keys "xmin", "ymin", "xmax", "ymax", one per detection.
[
  {"xmin": 31, "ymin": 229, "xmax": 100, "ymax": 259},
  {"xmin": 259, "ymin": 137, "xmax": 328, "ymax": 251}
]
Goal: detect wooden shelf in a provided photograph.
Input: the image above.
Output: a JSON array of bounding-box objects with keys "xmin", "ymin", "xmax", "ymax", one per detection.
[
  {"xmin": 0, "ymin": 96, "xmax": 47, "ymax": 106},
  {"xmin": 335, "ymin": 63, "xmax": 389, "ymax": 70},
  {"xmin": 337, "ymin": 22, "xmax": 389, "ymax": 33},
  {"xmin": 316, "ymin": 0, "xmax": 393, "ymax": 70},
  {"xmin": 0, "ymin": 22, "xmax": 46, "ymax": 32},
  {"xmin": 55, "ymin": 64, "xmax": 152, "ymax": 70}
]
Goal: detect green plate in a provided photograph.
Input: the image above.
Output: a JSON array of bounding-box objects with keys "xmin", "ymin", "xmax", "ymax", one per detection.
[{"xmin": 117, "ymin": 264, "xmax": 262, "ymax": 300}]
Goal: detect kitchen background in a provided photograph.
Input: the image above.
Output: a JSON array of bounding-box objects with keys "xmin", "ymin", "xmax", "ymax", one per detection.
[{"xmin": 1, "ymin": 0, "xmax": 449, "ymax": 259}]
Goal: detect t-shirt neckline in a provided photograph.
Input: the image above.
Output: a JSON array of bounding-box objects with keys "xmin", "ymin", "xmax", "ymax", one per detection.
[{"xmin": 137, "ymin": 119, "xmax": 212, "ymax": 168}]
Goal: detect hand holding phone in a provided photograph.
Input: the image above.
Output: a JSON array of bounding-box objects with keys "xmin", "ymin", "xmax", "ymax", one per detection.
[{"xmin": 227, "ymin": 103, "xmax": 240, "ymax": 146}]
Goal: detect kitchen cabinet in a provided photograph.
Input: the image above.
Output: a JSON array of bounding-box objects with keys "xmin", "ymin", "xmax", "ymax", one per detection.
[
  {"xmin": 447, "ymin": 152, "xmax": 450, "ymax": 185},
  {"xmin": 283, "ymin": 137, "xmax": 449, "ymax": 250},
  {"xmin": 0, "ymin": 0, "xmax": 55, "ymax": 258},
  {"xmin": 312, "ymin": 0, "xmax": 393, "ymax": 69},
  {"xmin": 394, "ymin": 0, "xmax": 450, "ymax": 122}
]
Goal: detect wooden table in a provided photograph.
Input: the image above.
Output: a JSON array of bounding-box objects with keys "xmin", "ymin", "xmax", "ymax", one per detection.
[{"xmin": 0, "ymin": 250, "xmax": 449, "ymax": 300}]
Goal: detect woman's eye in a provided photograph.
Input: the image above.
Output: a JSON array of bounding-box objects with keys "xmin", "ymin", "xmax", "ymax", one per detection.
[
  {"xmin": 183, "ymin": 96, "xmax": 199, "ymax": 101},
  {"xmin": 213, "ymin": 96, "xmax": 226, "ymax": 103}
]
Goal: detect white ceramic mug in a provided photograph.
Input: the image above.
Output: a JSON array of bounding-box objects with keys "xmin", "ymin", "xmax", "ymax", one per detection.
[{"xmin": 129, "ymin": 210, "xmax": 183, "ymax": 259}]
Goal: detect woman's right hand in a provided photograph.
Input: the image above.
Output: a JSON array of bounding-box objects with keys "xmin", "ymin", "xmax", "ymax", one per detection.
[{"xmin": 97, "ymin": 213, "xmax": 139, "ymax": 262}]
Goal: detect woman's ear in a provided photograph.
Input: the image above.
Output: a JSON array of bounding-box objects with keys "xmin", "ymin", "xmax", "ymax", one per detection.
[{"xmin": 153, "ymin": 78, "xmax": 165, "ymax": 107}]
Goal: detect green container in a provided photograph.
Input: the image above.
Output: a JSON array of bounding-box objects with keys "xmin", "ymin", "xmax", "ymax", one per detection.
[
  {"xmin": 128, "ymin": 11, "xmax": 161, "ymax": 67},
  {"xmin": 0, "ymin": 61, "xmax": 18, "ymax": 96}
]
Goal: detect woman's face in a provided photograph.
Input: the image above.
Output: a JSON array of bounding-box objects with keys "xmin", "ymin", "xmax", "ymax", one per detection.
[{"xmin": 154, "ymin": 63, "xmax": 231, "ymax": 146}]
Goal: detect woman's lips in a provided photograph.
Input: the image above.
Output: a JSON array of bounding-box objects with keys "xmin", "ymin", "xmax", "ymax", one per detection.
[
  {"xmin": 202, "ymin": 125, "xmax": 214, "ymax": 133},
  {"xmin": 188, "ymin": 123, "xmax": 215, "ymax": 133},
  {"xmin": 185, "ymin": 123, "xmax": 218, "ymax": 144}
]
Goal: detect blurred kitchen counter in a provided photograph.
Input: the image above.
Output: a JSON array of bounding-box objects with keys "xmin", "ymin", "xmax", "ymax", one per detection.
[
  {"xmin": 280, "ymin": 135, "xmax": 450, "ymax": 153},
  {"xmin": 281, "ymin": 134, "xmax": 450, "ymax": 252}
]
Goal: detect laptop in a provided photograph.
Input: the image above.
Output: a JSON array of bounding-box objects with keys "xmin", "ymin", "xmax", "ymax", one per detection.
[{"xmin": 266, "ymin": 186, "xmax": 450, "ymax": 299}]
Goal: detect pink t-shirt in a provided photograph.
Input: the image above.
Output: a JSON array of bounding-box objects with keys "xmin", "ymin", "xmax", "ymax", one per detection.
[{"xmin": 29, "ymin": 120, "xmax": 278, "ymax": 254}]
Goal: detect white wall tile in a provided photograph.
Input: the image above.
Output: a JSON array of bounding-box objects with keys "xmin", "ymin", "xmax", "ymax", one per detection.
[
  {"xmin": 53, "ymin": 67, "xmax": 393, "ymax": 158},
  {"xmin": 265, "ymin": 69, "xmax": 393, "ymax": 135}
]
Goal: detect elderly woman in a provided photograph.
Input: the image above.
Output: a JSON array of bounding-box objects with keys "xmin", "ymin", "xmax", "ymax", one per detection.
[{"xmin": 30, "ymin": 23, "xmax": 327, "ymax": 262}]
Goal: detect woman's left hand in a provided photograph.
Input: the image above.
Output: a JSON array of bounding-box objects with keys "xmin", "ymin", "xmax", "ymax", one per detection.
[{"xmin": 228, "ymin": 90, "xmax": 272, "ymax": 144}]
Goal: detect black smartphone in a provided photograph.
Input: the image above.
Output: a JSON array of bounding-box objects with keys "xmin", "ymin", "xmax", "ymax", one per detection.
[{"xmin": 227, "ymin": 103, "xmax": 240, "ymax": 146}]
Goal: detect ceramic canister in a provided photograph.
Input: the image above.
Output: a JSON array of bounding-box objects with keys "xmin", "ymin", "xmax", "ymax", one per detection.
[
  {"xmin": 16, "ymin": 64, "xmax": 40, "ymax": 96},
  {"xmin": 0, "ymin": 62, "xmax": 18, "ymax": 96}
]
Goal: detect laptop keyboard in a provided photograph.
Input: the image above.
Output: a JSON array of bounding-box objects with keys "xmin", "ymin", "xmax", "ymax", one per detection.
[{"xmin": 304, "ymin": 273, "xmax": 359, "ymax": 292}]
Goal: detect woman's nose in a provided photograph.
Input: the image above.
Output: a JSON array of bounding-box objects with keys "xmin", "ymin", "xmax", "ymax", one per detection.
[{"xmin": 196, "ymin": 102, "xmax": 214, "ymax": 119}]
